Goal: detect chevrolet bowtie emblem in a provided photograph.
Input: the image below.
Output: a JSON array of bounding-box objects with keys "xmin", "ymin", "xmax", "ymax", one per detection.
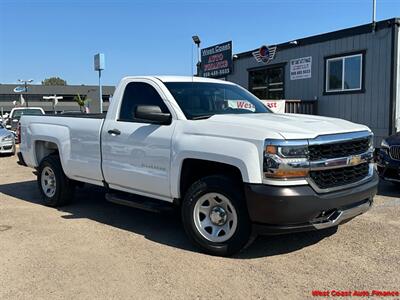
[{"xmin": 348, "ymin": 155, "xmax": 362, "ymax": 166}]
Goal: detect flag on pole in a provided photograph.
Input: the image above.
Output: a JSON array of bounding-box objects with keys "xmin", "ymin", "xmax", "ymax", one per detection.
[{"xmin": 20, "ymin": 94, "xmax": 25, "ymax": 106}]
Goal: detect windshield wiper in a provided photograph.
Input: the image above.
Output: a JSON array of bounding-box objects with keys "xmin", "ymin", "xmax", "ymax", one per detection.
[{"xmin": 191, "ymin": 114, "xmax": 215, "ymax": 120}]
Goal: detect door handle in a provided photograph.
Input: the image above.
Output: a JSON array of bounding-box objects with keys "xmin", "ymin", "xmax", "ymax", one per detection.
[{"xmin": 108, "ymin": 129, "xmax": 121, "ymax": 136}]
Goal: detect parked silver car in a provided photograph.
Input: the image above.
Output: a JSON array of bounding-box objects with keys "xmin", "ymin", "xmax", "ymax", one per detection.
[{"xmin": 0, "ymin": 123, "xmax": 16, "ymax": 155}]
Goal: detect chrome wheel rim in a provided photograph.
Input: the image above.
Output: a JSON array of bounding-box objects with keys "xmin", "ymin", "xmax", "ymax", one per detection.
[
  {"xmin": 193, "ymin": 193, "xmax": 238, "ymax": 243},
  {"xmin": 41, "ymin": 166, "xmax": 56, "ymax": 197}
]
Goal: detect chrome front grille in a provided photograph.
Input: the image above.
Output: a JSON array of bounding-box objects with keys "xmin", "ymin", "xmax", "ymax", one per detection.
[
  {"xmin": 308, "ymin": 138, "xmax": 370, "ymax": 161},
  {"xmin": 310, "ymin": 163, "xmax": 370, "ymax": 190},
  {"xmin": 389, "ymin": 145, "xmax": 400, "ymax": 160},
  {"xmin": 307, "ymin": 131, "xmax": 373, "ymax": 192}
]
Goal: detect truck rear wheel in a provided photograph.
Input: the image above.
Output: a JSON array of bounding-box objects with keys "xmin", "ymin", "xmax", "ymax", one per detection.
[
  {"xmin": 37, "ymin": 155, "xmax": 75, "ymax": 207},
  {"xmin": 182, "ymin": 175, "xmax": 251, "ymax": 256}
]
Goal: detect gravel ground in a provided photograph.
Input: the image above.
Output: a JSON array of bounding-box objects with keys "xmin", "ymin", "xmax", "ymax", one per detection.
[{"xmin": 0, "ymin": 153, "xmax": 399, "ymax": 299}]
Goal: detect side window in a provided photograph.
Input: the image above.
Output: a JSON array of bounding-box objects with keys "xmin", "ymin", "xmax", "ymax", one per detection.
[{"xmin": 119, "ymin": 82, "xmax": 170, "ymax": 121}]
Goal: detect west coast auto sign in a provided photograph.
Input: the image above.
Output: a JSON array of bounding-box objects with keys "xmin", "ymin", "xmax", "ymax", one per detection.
[{"xmin": 201, "ymin": 41, "xmax": 232, "ymax": 78}]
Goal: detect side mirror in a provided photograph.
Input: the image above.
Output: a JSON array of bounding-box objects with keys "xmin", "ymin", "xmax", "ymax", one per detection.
[{"xmin": 135, "ymin": 105, "xmax": 172, "ymax": 124}]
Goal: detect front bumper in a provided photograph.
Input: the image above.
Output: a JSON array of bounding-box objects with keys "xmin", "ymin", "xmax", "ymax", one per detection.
[
  {"xmin": 244, "ymin": 172, "xmax": 378, "ymax": 235},
  {"xmin": 0, "ymin": 141, "xmax": 15, "ymax": 153}
]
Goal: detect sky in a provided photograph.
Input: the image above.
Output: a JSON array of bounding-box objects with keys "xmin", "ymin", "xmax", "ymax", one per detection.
[{"xmin": 0, "ymin": 0, "xmax": 399, "ymax": 86}]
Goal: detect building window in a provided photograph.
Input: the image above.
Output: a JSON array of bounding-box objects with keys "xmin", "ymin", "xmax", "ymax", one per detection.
[
  {"xmin": 249, "ymin": 66, "xmax": 284, "ymax": 100},
  {"xmin": 325, "ymin": 53, "xmax": 363, "ymax": 93}
]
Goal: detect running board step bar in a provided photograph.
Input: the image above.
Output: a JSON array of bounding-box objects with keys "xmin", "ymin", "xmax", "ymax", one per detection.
[{"xmin": 105, "ymin": 192, "xmax": 174, "ymax": 213}]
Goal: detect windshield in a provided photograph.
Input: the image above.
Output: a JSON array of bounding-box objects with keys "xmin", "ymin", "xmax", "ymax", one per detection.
[
  {"xmin": 12, "ymin": 109, "xmax": 43, "ymax": 119},
  {"xmin": 164, "ymin": 82, "xmax": 270, "ymax": 119}
]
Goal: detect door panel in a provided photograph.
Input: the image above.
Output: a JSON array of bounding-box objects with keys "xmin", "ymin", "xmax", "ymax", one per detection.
[
  {"xmin": 101, "ymin": 80, "xmax": 175, "ymax": 200},
  {"xmin": 101, "ymin": 120, "xmax": 175, "ymax": 199}
]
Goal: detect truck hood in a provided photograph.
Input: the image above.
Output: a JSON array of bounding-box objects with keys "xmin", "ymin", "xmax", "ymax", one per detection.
[{"xmin": 206, "ymin": 113, "xmax": 370, "ymax": 140}]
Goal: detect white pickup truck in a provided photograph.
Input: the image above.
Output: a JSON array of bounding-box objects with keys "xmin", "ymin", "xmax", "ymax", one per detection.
[{"xmin": 19, "ymin": 76, "xmax": 378, "ymax": 256}]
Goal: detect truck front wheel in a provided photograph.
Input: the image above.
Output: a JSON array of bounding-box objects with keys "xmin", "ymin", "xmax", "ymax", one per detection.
[
  {"xmin": 182, "ymin": 175, "xmax": 251, "ymax": 256},
  {"xmin": 37, "ymin": 155, "xmax": 75, "ymax": 207}
]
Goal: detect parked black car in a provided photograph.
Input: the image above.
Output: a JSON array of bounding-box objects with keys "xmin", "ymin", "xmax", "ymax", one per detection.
[{"xmin": 377, "ymin": 133, "xmax": 400, "ymax": 183}]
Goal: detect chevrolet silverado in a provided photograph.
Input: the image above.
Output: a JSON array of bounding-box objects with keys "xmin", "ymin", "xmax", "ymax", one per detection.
[{"xmin": 19, "ymin": 76, "xmax": 378, "ymax": 256}]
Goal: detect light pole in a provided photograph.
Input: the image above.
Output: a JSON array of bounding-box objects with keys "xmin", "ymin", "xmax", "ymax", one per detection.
[
  {"xmin": 99, "ymin": 69, "xmax": 102, "ymax": 113},
  {"xmin": 192, "ymin": 35, "xmax": 201, "ymax": 76},
  {"xmin": 372, "ymin": 0, "xmax": 377, "ymax": 32},
  {"xmin": 17, "ymin": 79, "xmax": 33, "ymax": 107},
  {"xmin": 94, "ymin": 53, "xmax": 105, "ymax": 113}
]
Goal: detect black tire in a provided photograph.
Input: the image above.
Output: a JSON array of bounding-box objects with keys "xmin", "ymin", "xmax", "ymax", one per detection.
[
  {"xmin": 37, "ymin": 155, "xmax": 75, "ymax": 207},
  {"xmin": 181, "ymin": 175, "xmax": 251, "ymax": 256}
]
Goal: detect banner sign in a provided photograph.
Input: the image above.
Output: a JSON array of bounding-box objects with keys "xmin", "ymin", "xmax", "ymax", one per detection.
[
  {"xmin": 260, "ymin": 100, "xmax": 286, "ymax": 114},
  {"xmin": 290, "ymin": 56, "xmax": 312, "ymax": 80},
  {"xmin": 226, "ymin": 99, "xmax": 286, "ymax": 113},
  {"xmin": 252, "ymin": 45, "xmax": 277, "ymax": 64},
  {"xmin": 227, "ymin": 100, "xmax": 256, "ymax": 112},
  {"xmin": 201, "ymin": 41, "xmax": 232, "ymax": 78}
]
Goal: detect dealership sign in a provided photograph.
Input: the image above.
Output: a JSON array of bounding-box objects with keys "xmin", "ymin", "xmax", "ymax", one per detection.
[
  {"xmin": 290, "ymin": 56, "xmax": 312, "ymax": 80},
  {"xmin": 201, "ymin": 41, "xmax": 232, "ymax": 78},
  {"xmin": 13, "ymin": 86, "xmax": 27, "ymax": 93},
  {"xmin": 261, "ymin": 100, "xmax": 286, "ymax": 114},
  {"xmin": 252, "ymin": 45, "xmax": 277, "ymax": 64}
]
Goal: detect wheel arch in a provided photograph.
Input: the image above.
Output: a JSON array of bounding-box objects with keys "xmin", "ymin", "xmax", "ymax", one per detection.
[
  {"xmin": 177, "ymin": 158, "xmax": 245, "ymax": 201},
  {"xmin": 35, "ymin": 140, "xmax": 60, "ymax": 165}
]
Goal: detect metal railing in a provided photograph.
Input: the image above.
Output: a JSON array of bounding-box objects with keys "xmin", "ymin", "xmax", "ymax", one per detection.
[{"xmin": 285, "ymin": 99, "xmax": 317, "ymax": 115}]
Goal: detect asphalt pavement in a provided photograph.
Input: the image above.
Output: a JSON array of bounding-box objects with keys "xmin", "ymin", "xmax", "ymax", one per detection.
[{"xmin": 0, "ymin": 154, "xmax": 399, "ymax": 299}]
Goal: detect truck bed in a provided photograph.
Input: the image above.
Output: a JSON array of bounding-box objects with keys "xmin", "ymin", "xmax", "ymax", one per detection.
[
  {"xmin": 43, "ymin": 113, "xmax": 106, "ymax": 119},
  {"xmin": 20, "ymin": 114, "xmax": 105, "ymax": 186}
]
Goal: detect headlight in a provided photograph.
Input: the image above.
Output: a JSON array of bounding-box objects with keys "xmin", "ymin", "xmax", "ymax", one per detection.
[
  {"xmin": 279, "ymin": 146, "xmax": 308, "ymax": 158},
  {"xmin": 2, "ymin": 134, "xmax": 14, "ymax": 142},
  {"xmin": 264, "ymin": 140, "xmax": 309, "ymax": 179},
  {"xmin": 381, "ymin": 139, "xmax": 389, "ymax": 149}
]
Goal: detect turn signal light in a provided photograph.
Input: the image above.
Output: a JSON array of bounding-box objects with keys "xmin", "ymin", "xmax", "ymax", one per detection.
[
  {"xmin": 265, "ymin": 145, "xmax": 277, "ymax": 154},
  {"xmin": 266, "ymin": 169, "xmax": 309, "ymax": 178}
]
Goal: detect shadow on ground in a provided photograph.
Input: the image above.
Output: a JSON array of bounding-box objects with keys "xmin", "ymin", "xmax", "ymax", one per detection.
[
  {"xmin": 0, "ymin": 153, "xmax": 15, "ymax": 158},
  {"xmin": 377, "ymin": 180, "xmax": 400, "ymax": 198},
  {"xmin": 0, "ymin": 180, "xmax": 338, "ymax": 259}
]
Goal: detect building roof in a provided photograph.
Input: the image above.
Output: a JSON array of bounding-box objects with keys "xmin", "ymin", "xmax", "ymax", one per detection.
[
  {"xmin": 236, "ymin": 17, "xmax": 400, "ymax": 59},
  {"xmin": 0, "ymin": 84, "xmax": 115, "ymax": 95}
]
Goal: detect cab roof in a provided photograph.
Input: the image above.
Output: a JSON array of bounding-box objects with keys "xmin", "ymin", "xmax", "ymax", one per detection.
[{"xmin": 121, "ymin": 75, "xmax": 235, "ymax": 85}]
